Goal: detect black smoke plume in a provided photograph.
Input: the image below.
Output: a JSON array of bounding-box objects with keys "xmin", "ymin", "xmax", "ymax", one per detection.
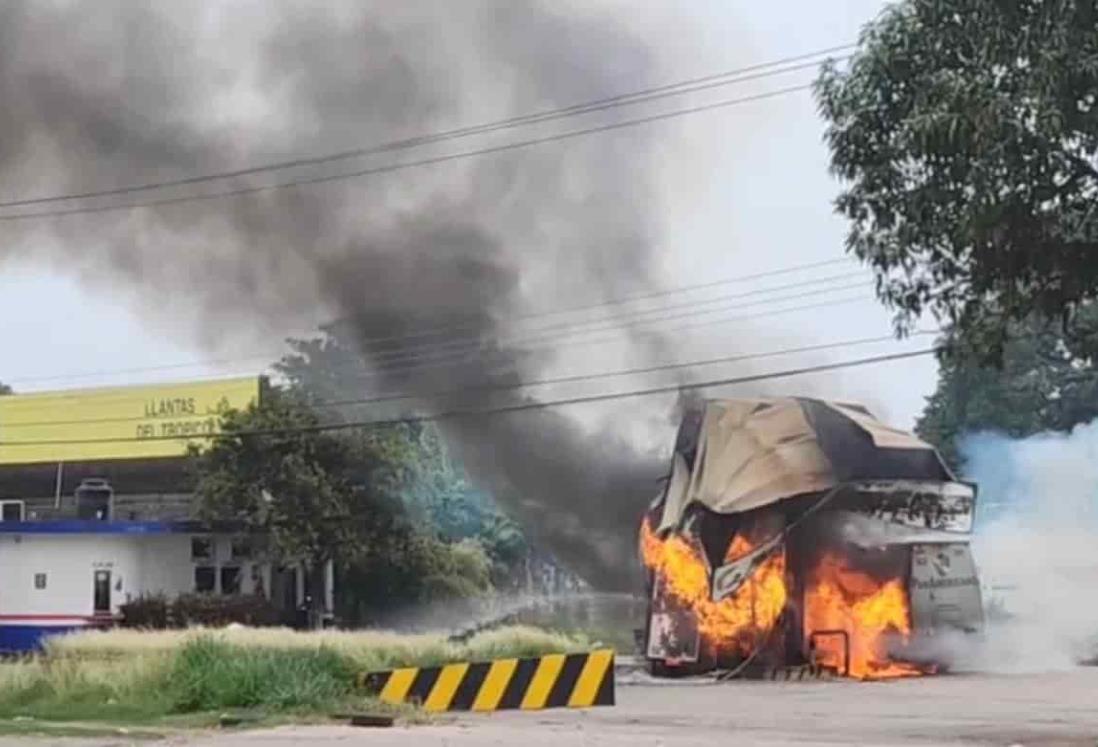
[{"xmin": 0, "ymin": 1, "xmax": 674, "ymax": 589}]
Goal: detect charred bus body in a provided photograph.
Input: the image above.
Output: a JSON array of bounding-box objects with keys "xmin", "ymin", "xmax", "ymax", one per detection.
[{"xmin": 640, "ymin": 398, "xmax": 982, "ymax": 679}]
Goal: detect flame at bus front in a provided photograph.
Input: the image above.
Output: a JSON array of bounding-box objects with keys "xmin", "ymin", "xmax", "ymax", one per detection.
[{"xmin": 639, "ymin": 518, "xmax": 786, "ymax": 657}]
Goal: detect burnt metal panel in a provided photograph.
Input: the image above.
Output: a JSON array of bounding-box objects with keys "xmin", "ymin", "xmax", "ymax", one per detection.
[{"xmin": 798, "ymin": 399, "xmax": 951, "ymax": 484}]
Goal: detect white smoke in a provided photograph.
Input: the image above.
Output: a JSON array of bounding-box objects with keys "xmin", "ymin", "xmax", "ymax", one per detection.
[{"xmin": 959, "ymin": 423, "xmax": 1098, "ymax": 671}]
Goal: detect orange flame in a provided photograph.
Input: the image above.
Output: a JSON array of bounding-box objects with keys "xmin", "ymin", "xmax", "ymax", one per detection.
[
  {"xmin": 803, "ymin": 552, "xmax": 927, "ymax": 680},
  {"xmin": 640, "ymin": 519, "xmax": 786, "ymax": 657}
]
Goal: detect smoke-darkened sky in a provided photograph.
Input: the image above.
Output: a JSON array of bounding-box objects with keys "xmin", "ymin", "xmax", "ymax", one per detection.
[{"xmin": 0, "ymin": 0, "xmax": 938, "ymax": 587}]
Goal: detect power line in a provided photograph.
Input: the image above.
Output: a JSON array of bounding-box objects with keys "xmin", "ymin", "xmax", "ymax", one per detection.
[
  {"xmin": 336, "ymin": 282, "xmax": 872, "ymax": 373},
  {"xmin": 5, "ymin": 294, "xmax": 878, "ymax": 404},
  {"xmin": 314, "ymin": 333, "xmax": 940, "ymax": 409},
  {"xmin": 297, "ymin": 258, "xmax": 857, "ymax": 349},
  {"xmin": 371, "ymin": 270, "xmax": 866, "ymax": 356},
  {"xmin": 3, "ymin": 257, "xmax": 858, "ymax": 386},
  {"xmin": 1, "ymin": 332, "xmax": 936, "ymax": 429},
  {"xmin": 0, "ymin": 44, "xmax": 854, "ymax": 211},
  {"xmin": 0, "ymin": 83, "xmax": 815, "ymax": 222},
  {"xmin": 317, "ymin": 274, "xmax": 871, "ymax": 369},
  {"xmin": 287, "ymin": 295, "xmax": 874, "ymax": 380},
  {"xmin": 0, "ymin": 347, "xmax": 937, "ymax": 447}
]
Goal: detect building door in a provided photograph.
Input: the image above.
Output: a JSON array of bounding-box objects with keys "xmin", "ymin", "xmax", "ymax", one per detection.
[{"xmin": 93, "ymin": 570, "xmax": 111, "ymax": 614}]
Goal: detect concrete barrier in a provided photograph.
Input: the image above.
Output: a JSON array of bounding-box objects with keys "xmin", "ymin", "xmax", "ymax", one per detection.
[{"xmin": 357, "ymin": 649, "xmax": 615, "ymax": 712}]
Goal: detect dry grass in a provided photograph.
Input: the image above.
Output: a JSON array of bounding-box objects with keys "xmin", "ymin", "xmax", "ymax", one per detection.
[
  {"xmin": 0, "ymin": 624, "xmax": 596, "ymax": 725},
  {"xmin": 45, "ymin": 624, "xmax": 594, "ymax": 670}
]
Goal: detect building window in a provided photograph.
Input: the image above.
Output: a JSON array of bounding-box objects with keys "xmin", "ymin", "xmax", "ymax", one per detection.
[
  {"xmin": 220, "ymin": 566, "xmax": 241, "ymax": 595},
  {"xmin": 191, "ymin": 537, "xmax": 212, "ymax": 561},
  {"xmin": 194, "ymin": 566, "xmax": 216, "ymax": 593},
  {"xmin": 34, "ymin": 573, "xmax": 46, "ymax": 590},
  {"xmin": 230, "ymin": 537, "xmax": 252, "ymax": 560},
  {"xmin": 0, "ymin": 500, "xmax": 24, "ymax": 522}
]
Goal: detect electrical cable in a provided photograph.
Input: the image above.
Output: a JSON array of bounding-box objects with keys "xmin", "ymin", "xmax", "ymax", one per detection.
[
  {"xmin": 0, "ymin": 332, "xmax": 937, "ymax": 429},
  {"xmin": 337, "ymin": 284, "xmax": 873, "ymax": 373},
  {"xmin": 3, "ymin": 257, "xmax": 860, "ymax": 386},
  {"xmin": 0, "ymin": 83, "xmax": 815, "ymax": 222},
  {"xmin": 0, "ymin": 44, "xmax": 854, "ymax": 211},
  {"xmin": 0, "ymin": 347, "xmax": 938, "ymax": 447},
  {"xmin": 1, "ymin": 294, "xmax": 879, "ymax": 405}
]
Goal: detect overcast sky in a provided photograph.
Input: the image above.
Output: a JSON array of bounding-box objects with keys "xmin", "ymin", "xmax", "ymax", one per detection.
[{"xmin": 0, "ymin": 1, "xmax": 938, "ymax": 428}]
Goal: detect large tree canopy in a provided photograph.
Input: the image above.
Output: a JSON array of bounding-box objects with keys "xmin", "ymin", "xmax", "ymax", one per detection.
[
  {"xmin": 190, "ymin": 391, "xmax": 495, "ymax": 625},
  {"xmin": 274, "ymin": 324, "xmax": 542, "ymax": 591},
  {"xmin": 918, "ymin": 308, "xmax": 1098, "ymax": 468},
  {"xmin": 817, "ymin": 0, "xmax": 1098, "ymax": 359},
  {"xmin": 190, "ymin": 393, "xmax": 404, "ymax": 621}
]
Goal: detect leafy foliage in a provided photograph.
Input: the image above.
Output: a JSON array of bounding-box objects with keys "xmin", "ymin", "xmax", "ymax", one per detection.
[
  {"xmin": 917, "ymin": 307, "xmax": 1098, "ymax": 467},
  {"xmin": 337, "ymin": 533, "xmax": 494, "ymax": 623},
  {"xmin": 817, "ymin": 0, "xmax": 1098, "ymax": 360},
  {"xmin": 191, "ymin": 383, "xmax": 514, "ymax": 624},
  {"xmin": 193, "ymin": 394, "xmax": 379, "ymax": 564},
  {"xmin": 275, "ymin": 325, "xmax": 537, "ymax": 590},
  {"xmin": 189, "ymin": 392, "xmax": 411, "ymax": 621},
  {"xmin": 121, "ymin": 593, "xmax": 281, "ymax": 629},
  {"xmin": 0, "ymin": 381, "xmax": 11, "ymax": 395},
  {"xmin": 119, "ymin": 594, "xmax": 172, "ymax": 628}
]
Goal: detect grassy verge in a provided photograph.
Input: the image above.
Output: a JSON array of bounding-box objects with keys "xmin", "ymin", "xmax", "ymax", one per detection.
[{"xmin": 0, "ymin": 625, "xmax": 597, "ymax": 729}]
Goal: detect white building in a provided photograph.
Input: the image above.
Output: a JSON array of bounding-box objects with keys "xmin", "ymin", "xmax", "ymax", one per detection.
[
  {"xmin": 0, "ymin": 378, "xmax": 333, "ymax": 652},
  {"xmin": 0, "ymin": 519, "xmax": 332, "ymax": 652}
]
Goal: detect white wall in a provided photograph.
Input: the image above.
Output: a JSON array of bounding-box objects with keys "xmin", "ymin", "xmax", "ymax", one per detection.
[
  {"xmin": 134, "ymin": 535, "xmax": 196, "ymax": 602},
  {"xmin": 0, "ymin": 533, "xmax": 155, "ymax": 616},
  {"xmin": 0, "ymin": 532, "xmax": 271, "ymax": 617}
]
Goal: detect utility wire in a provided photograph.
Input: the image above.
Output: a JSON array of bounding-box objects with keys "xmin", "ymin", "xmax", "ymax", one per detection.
[
  {"xmin": 0, "ymin": 44, "xmax": 854, "ymax": 211},
  {"xmin": 1, "ymin": 332, "xmax": 937, "ymax": 430},
  {"xmin": 2, "ymin": 294, "xmax": 878, "ymax": 406},
  {"xmin": 0, "ymin": 347, "xmax": 937, "ymax": 447},
  {"xmin": 363, "ymin": 270, "xmax": 865, "ymax": 357},
  {"xmin": 0, "ymin": 83, "xmax": 814, "ymax": 222},
  {"xmin": 326, "ymin": 281, "xmax": 872, "ymax": 372},
  {"xmin": 312, "ymin": 274, "xmax": 871, "ymax": 369},
  {"xmin": 3, "ymin": 257, "xmax": 858, "ymax": 386},
  {"xmin": 297, "ymin": 258, "xmax": 856, "ymax": 348}
]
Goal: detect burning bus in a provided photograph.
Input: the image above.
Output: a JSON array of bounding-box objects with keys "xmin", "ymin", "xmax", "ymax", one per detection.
[{"xmin": 640, "ymin": 398, "xmax": 982, "ymax": 680}]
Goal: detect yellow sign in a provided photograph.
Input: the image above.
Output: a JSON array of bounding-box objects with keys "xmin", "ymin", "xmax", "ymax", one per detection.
[{"xmin": 0, "ymin": 377, "xmax": 261, "ymax": 465}]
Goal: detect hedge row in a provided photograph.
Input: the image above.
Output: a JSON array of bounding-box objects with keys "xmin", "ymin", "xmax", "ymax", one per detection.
[{"xmin": 120, "ymin": 593, "xmax": 281, "ymax": 628}]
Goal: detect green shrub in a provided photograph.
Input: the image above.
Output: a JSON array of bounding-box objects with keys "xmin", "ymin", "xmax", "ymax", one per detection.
[
  {"xmin": 166, "ymin": 637, "xmax": 353, "ymax": 712},
  {"xmin": 170, "ymin": 594, "xmax": 280, "ymax": 628},
  {"xmin": 120, "ymin": 594, "xmax": 171, "ymax": 628},
  {"xmin": 120, "ymin": 593, "xmax": 280, "ymax": 629}
]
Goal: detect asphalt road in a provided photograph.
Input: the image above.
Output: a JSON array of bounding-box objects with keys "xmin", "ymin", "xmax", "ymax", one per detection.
[{"xmin": 7, "ymin": 668, "xmax": 1098, "ymax": 746}]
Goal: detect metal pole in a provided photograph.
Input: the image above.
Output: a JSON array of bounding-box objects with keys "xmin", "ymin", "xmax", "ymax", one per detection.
[{"xmin": 53, "ymin": 461, "xmax": 64, "ymax": 510}]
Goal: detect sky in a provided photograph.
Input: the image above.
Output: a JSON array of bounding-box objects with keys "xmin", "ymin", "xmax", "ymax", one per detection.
[{"xmin": 0, "ymin": 1, "xmax": 939, "ymax": 428}]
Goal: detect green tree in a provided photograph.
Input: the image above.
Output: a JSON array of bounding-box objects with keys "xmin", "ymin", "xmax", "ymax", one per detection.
[
  {"xmin": 336, "ymin": 532, "xmax": 494, "ymax": 625},
  {"xmin": 817, "ymin": 1, "xmax": 1098, "ymax": 360},
  {"xmin": 274, "ymin": 324, "xmax": 536, "ymax": 586},
  {"xmin": 0, "ymin": 382, "xmax": 11, "ymax": 395},
  {"xmin": 190, "ymin": 392, "xmax": 408, "ymax": 627},
  {"xmin": 917, "ymin": 308, "xmax": 1098, "ymax": 468}
]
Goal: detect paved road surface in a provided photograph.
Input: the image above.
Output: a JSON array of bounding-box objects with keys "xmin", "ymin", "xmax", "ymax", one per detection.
[{"xmin": 6, "ymin": 669, "xmax": 1098, "ymax": 746}]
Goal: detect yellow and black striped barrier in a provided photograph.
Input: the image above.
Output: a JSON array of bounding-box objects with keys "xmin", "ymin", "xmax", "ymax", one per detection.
[{"xmin": 356, "ymin": 649, "xmax": 615, "ymax": 712}]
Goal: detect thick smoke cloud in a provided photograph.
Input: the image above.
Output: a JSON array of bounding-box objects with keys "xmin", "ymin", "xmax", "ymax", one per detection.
[
  {"xmin": 0, "ymin": 1, "xmax": 673, "ymax": 588},
  {"xmin": 960, "ymin": 424, "xmax": 1098, "ymax": 670}
]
